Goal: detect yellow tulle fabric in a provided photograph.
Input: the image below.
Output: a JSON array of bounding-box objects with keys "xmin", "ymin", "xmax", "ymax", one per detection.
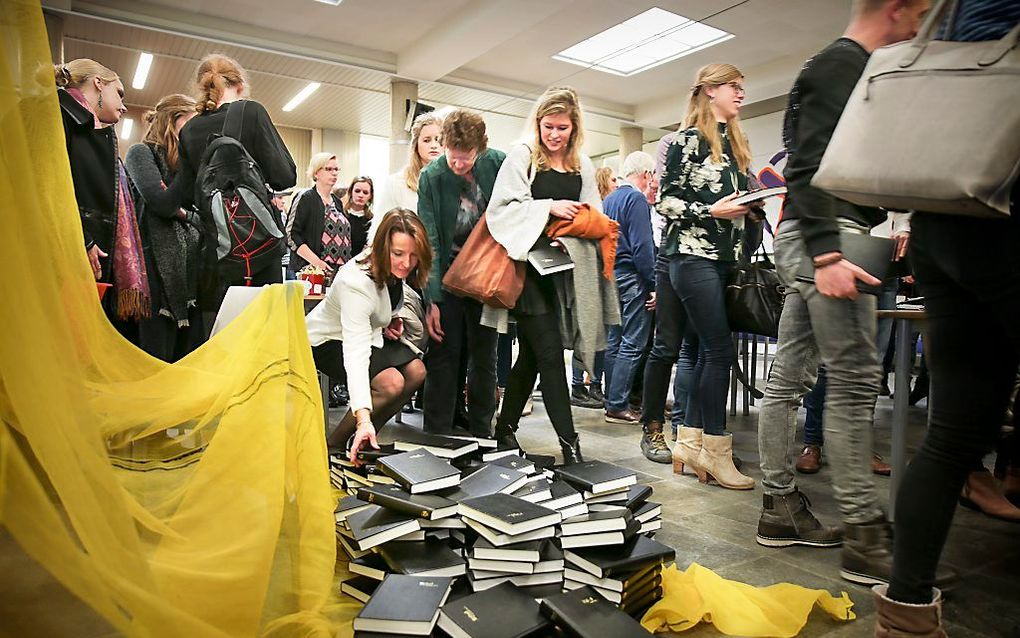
[
  {"xmin": 641, "ymin": 563, "xmax": 856, "ymax": 636},
  {"xmin": 0, "ymin": 1, "xmax": 360, "ymax": 634}
]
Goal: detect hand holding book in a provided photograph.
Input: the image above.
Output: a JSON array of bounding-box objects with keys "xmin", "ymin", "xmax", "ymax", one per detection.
[{"xmin": 349, "ymin": 418, "xmax": 380, "ymax": 466}]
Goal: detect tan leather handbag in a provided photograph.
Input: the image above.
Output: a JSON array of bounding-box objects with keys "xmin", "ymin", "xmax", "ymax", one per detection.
[
  {"xmin": 812, "ymin": 0, "xmax": 1019, "ymax": 217},
  {"xmin": 441, "ymin": 214, "xmax": 525, "ymax": 309}
]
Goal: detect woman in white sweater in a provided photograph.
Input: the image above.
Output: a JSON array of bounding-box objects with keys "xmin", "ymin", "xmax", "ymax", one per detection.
[
  {"xmin": 305, "ymin": 209, "xmax": 433, "ymax": 459},
  {"xmin": 371, "ymin": 112, "xmax": 443, "ymax": 237}
]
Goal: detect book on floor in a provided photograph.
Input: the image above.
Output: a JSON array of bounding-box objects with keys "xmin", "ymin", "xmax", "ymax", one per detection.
[
  {"xmin": 459, "ymin": 494, "xmax": 561, "ymax": 536},
  {"xmin": 540, "ymin": 585, "xmax": 653, "ymax": 637},
  {"xmin": 387, "ymin": 425, "xmax": 480, "ymax": 459},
  {"xmin": 444, "ymin": 465, "xmax": 531, "ymax": 500},
  {"xmin": 349, "ymin": 553, "xmax": 389, "ymax": 581},
  {"xmin": 639, "ymin": 519, "xmax": 662, "ymax": 534},
  {"xmin": 564, "ymin": 534, "xmax": 677, "ymax": 579},
  {"xmin": 559, "ymin": 517, "xmax": 640, "ymax": 549},
  {"xmin": 583, "ymin": 488, "xmax": 631, "ymax": 504},
  {"xmin": 377, "ymin": 448, "xmax": 461, "ymax": 494},
  {"xmin": 533, "ymin": 542, "xmax": 565, "ymax": 573},
  {"xmin": 557, "ymin": 461, "xmax": 637, "ymax": 495},
  {"xmin": 509, "ymin": 571, "xmax": 564, "ymax": 587},
  {"xmin": 357, "ymin": 483, "xmax": 459, "ymax": 519},
  {"xmin": 560, "ymin": 506, "xmax": 633, "ymax": 536},
  {"xmin": 563, "ymin": 560, "xmax": 660, "ymax": 594},
  {"xmin": 511, "ymin": 479, "xmax": 552, "ymax": 503},
  {"xmin": 619, "ymin": 586, "xmax": 662, "ymax": 617},
  {"xmin": 378, "ymin": 538, "xmax": 466, "ymax": 578},
  {"xmin": 544, "ymin": 480, "xmax": 584, "ymax": 510},
  {"xmin": 340, "ymin": 575, "xmax": 380, "ymax": 603},
  {"xmin": 353, "ymin": 574, "xmax": 453, "ymax": 636},
  {"xmin": 336, "ymin": 495, "xmax": 372, "ymax": 522},
  {"xmin": 464, "ymin": 517, "xmax": 557, "ymax": 547},
  {"xmin": 557, "ymin": 501, "xmax": 590, "ymax": 520},
  {"xmin": 345, "ymin": 505, "xmax": 422, "ymax": 552},
  {"xmin": 471, "ymin": 536, "xmax": 542, "ymax": 563},
  {"xmin": 488, "ymin": 454, "xmax": 536, "ymax": 475},
  {"xmin": 467, "ymin": 557, "xmax": 534, "ymax": 575},
  {"xmin": 337, "ymin": 532, "xmax": 372, "ymax": 561},
  {"xmin": 631, "ymin": 501, "xmax": 661, "ymax": 523},
  {"xmin": 572, "ymin": 571, "xmax": 662, "ymax": 606},
  {"xmin": 436, "ymin": 581, "xmax": 550, "ymax": 638},
  {"xmin": 419, "ymin": 516, "xmax": 466, "ymax": 529},
  {"xmin": 622, "ymin": 484, "xmax": 653, "ymax": 512},
  {"xmin": 444, "ymin": 430, "xmax": 498, "ymax": 449},
  {"xmin": 466, "ymin": 571, "xmax": 512, "ymax": 592},
  {"xmin": 481, "ymin": 447, "xmax": 521, "ymax": 462}
]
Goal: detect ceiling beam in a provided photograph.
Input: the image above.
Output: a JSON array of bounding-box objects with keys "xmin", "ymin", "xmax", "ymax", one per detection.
[{"xmin": 397, "ymin": 0, "xmax": 576, "ymax": 82}]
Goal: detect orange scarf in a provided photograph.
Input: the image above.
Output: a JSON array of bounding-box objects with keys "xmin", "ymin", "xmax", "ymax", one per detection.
[{"xmin": 546, "ymin": 204, "xmax": 619, "ymax": 280}]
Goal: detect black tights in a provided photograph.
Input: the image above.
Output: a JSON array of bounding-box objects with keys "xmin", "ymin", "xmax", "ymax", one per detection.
[
  {"xmin": 889, "ymin": 211, "xmax": 1020, "ymax": 604},
  {"xmin": 496, "ymin": 313, "xmax": 576, "ymax": 441}
]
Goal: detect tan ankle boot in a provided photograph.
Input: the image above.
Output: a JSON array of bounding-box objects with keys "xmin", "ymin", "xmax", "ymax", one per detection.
[
  {"xmin": 672, "ymin": 426, "xmax": 703, "ymax": 476},
  {"xmin": 960, "ymin": 470, "xmax": 1020, "ymax": 522},
  {"xmin": 696, "ymin": 433, "xmax": 754, "ymax": 490},
  {"xmin": 873, "ymin": 585, "xmax": 946, "ymax": 637}
]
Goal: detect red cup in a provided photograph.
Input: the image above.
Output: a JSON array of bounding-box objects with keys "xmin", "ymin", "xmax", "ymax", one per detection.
[{"xmin": 96, "ymin": 282, "xmax": 112, "ymax": 300}]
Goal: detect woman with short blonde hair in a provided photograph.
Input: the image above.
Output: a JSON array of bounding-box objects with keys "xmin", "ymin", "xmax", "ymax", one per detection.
[{"xmin": 288, "ymin": 153, "xmax": 348, "ymax": 277}]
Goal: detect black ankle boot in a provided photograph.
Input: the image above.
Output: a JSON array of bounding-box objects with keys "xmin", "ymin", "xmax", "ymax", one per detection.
[
  {"xmin": 494, "ymin": 424, "xmax": 520, "ymax": 451},
  {"xmin": 559, "ymin": 434, "xmax": 584, "ymax": 465},
  {"xmin": 841, "ymin": 516, "xmax": 959, "ymax": 591},
  {"xmin": 756, "ymin": 490, "xmax": 842, "ymax": 548}
]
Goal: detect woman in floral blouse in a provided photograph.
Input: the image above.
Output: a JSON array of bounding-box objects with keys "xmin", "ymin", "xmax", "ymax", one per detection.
[{"xmin": 642, "ymin": 63, "xmax": 756, "ymax": 490}]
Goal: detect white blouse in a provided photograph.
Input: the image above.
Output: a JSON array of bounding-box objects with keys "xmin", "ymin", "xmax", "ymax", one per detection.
[{"xmin": 370, "ymin": 170, "xmax": 420, "ymax": 242}]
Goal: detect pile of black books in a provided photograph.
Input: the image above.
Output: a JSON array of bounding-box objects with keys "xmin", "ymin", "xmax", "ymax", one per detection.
[{"xmin": 331, "ymin": 428, "xmax": 672, "ymax": 635}]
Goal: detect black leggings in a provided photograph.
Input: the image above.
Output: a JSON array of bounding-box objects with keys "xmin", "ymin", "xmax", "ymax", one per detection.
[
  {"xmin": 889, "ymin": 211, "xmax": 1020, "ymax": 603},
  {"xmin": 496, "ymin": 313, "xmax": 576, "ymax": 441}
]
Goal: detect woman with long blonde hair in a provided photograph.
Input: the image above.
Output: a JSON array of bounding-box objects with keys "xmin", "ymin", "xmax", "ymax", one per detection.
[
  {"xmin": 124, "ymin": 94, "xmax": 205, "ymax": 360},
  {"xmin": 375, "ymin": 112, "xmax": 444, "ymax": 221},
  {"xmin": 643, "ymin": 63, "xmax": 756, "ymax": 490}
]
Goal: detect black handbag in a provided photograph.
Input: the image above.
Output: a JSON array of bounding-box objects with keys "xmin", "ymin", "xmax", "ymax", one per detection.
[{"xmin": 726, "ymin": 249, "xmax": 784, "ymax": 339}]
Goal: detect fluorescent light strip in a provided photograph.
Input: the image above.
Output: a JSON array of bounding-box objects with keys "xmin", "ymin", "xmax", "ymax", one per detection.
[
  {"xmin": 282, "ymin": 82, "xmax": 321, "ymax": 112},
  {"xmin": 119, "ymin": 118, "xmax": 134, "ymax": 140},
  {"xmin": 132, "ymin": 52, "xmax": 153, "ymax": 90}
]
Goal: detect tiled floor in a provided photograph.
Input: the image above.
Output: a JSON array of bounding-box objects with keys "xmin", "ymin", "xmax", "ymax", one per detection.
[{"xmin": 2, "ymin": 389, "xmax": 1016, "ymax": 637}]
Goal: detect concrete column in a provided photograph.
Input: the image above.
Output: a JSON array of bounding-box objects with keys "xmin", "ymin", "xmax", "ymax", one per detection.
[
  {"xmin": 321, "ymin": 128, "xmax": 360, "ymax": 185},
  {"xmin": 389, "ymin": 79, "xmax": 418, "ymax": 173},
  {"xmin": 310, "ymin": 128, "xmax": 323, "ymax": 157},
  {"xmin": 619, "ymin": 125, "xmax": 642, "ymax": 160},
  {"xmin": 44, "ymin": 11, "xmax": 64, "ymax": 64}
]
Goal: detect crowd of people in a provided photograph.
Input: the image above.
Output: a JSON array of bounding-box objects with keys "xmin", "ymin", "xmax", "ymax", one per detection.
[{"xmin": 57, "ymin": 0, "xmax": 1017, "ymax": 635}]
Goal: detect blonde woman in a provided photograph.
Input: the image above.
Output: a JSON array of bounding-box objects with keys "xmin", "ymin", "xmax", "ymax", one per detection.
[
  {"xmin": 56, "ymin": 59, "xmax": 149, "ymax": 341},
  {"xmin": 486, "ymin": 87, "xmax": 614, "ymax": 464},
  {"xmin": 595, "ymin": 166, "xmax": 617, "ymax": 201},
  {"xmin": 374, "ymin": 112, "xmax": 444, "ymax": 219},
  {"xmin": 124, "ymin": 94, "xmax": 204, "ymax": 360},
  {"xmin": 644, "ymin": 63, "xmax": 755, "ymax": 490},
  {"xmin": 288, "ymin": 153, "xmax": 348, "ymax": 277}
]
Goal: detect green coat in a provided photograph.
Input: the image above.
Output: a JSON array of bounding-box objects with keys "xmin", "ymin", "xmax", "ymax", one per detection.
[{"xmin": 417, "ymin": 148, "xmax": 507, "ymax": 303}]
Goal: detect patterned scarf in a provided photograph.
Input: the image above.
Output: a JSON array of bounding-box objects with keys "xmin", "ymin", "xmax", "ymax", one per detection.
[{"xmin": 67, "ymin": 88, "xmax": 150, "ymax": 320}]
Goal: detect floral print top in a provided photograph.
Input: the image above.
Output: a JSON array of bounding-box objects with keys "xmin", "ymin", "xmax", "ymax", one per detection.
[{"xmin": 657, "ymin": 123, "xmax": 747, "ymax": 261}]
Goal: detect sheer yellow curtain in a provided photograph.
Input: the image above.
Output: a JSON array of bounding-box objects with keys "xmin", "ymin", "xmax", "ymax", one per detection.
[{"xmin": 0, "ymin": 1, "xmax": 358, "ymax": 635}]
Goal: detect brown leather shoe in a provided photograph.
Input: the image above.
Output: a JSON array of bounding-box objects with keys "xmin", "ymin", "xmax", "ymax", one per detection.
[
  {"xmin": 605, "ymin": 408, "xmax": 640, "ymax": 424},
  {"xmin": 960, "ymin": 469, "xmax": 1020, "ymax": 522},
  {"xmin": 795, "ymin": 445, "xmax": 821, "ymax": 474},
  {"xmin": 871, "ymin": 453, "xmax": 892, "ymax": 476}
]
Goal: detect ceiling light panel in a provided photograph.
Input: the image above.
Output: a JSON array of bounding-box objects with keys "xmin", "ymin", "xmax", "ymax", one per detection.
[
  {"xmin": 119, "ymin": 118, "xmax": 133, "ymax": 140},
  {"xmin": 553, "ymin": 7, "xmax": 733, "ymax": 77},
  {"xmin": 283, "ymin": 82, "xmax": 321, "ymax": 112},
  {"xmin": 132, "ymin": 52, "xmax": 153, "ymax": 90}
]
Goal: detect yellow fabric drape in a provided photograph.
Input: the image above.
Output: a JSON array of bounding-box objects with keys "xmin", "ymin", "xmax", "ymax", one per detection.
[
  {"xmin": 0, "ymin": 1, "xmax": 360, "ymax": 634},
  {"xmin": 641, "ymin": 563, "xmax": 856, "ymax": 637}
]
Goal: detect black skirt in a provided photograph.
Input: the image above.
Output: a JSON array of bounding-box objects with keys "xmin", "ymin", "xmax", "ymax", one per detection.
[{"xmin": 311, "ymin": 338, "xmax": 417, "ymax": 383}]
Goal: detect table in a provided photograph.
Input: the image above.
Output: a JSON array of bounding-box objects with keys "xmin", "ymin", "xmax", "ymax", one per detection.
[{"xmin": 876, "ymin": 308, "xmax": 926, "ymax": 521}]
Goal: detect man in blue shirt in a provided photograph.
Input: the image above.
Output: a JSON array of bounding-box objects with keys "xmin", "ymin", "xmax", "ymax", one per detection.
[{"xmin": 602, "ymin": 151, "xmax": 669, "ymax": 463}]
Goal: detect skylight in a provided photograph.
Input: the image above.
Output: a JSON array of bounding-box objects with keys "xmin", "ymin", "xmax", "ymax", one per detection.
[{"xmin": 553, "ymin": 8, "xmax": 733, "ymax": 77}]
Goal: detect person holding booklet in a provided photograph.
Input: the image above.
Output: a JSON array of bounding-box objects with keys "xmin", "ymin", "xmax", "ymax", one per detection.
[
  {"xmin": 305, "ymin": 209, "xmax": 432, "ymax": 460},
  {"xmin": 485, "ymin": 87, "xmax": 612, "ymax": 465},
  {"xmin": 641, "ymin": 63, "xmax": 757, "ymax": 490}
]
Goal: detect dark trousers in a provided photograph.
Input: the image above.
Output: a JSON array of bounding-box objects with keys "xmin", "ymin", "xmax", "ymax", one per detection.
[
  {"xmin": 889, "ymin": 211, "xmax": 1020, "ymax": 603},
  {"xmin": 139, "ymin": 307, "xmax": 205, "ymax": 363},
  {"xmin": 496, "ymin": 312, "xmax": 575, "ymax": 440},
  {"xmin": 642, "ymin": 253, "xmax": 734, "ymax": 434},
  {"xmin": 423, "ymin": 295, "xmax": 497, "ymax": 437}
]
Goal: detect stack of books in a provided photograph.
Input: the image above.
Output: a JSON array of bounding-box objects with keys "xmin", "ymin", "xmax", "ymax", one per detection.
[
  {"xmin": 556, "ymin": 460, "xmax": 638, "ymax": 507},
  {"xmin": 540, "ymin": 585, "xmax": 654, "ymax": 636},
  {"xmin": 465, "ymin": 536, "xmax": 565, "ymax": 593},
  {"xmin": 563, "ymin": 535, "xmax": 676, "ymax": 617}
]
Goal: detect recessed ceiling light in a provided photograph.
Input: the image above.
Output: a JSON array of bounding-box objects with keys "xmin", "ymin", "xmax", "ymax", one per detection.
[
  {"xmin": 282, "ymin": 82, "xmax": 321, "ymax": 112},
  {"xmin": 553, "ymin": 8, "xmax": 733, "ymax": 77},
  {"xmin": 314, "ymin": 0, "xmax": 342, "ymax": 5},
  {"xmin": 132, "ymin": 52, "xmax": 153, "ymax": 90},
  {"xmin": 119, "ymin": 118, "xmax": 133, "ymax": 140}
]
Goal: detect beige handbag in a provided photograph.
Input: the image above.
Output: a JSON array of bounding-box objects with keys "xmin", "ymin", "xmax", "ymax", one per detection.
[{"xmin": 812, "ymin": 0, "xmax": 1020, "ymax": 217}]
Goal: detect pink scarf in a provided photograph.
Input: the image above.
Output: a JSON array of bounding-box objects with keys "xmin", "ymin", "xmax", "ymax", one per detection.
[{"xmin": 67, "ymin": 88, "xmax": 150, "ymax": 320}]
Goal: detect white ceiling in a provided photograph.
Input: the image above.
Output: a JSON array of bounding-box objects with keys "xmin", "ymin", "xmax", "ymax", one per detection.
[{"xmin": 46, "ymin": 0, "xmax": 854, "ymax": 155}]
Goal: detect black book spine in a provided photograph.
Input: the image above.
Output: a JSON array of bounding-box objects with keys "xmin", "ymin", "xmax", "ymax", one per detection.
[
  {"xmin": 357, "ymin": 487, "xmax": 433, "ymax": 519},
  {"xmin": 375, "ymin": 463, "xmax": 415, "ymax": 492}
]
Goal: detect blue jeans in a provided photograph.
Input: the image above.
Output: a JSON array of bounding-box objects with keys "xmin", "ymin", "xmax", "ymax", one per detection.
[
  {"xmin": 802, "ymin": 277, "xmax": 897, "ymax": 446},
  {"xmin": 670, "ymin": 332, "xmax": 700, "ymax": 435},
  {"xmin": 604, "ymin": 272, "xmax": 652, "ymax": 412},
  {"xmin": 571, "ymin": 350, "xmax": 605, "ymax": 390},
  {"xmin": 641, "ymin": 253, "xmax": 734, "ymax": 434}
]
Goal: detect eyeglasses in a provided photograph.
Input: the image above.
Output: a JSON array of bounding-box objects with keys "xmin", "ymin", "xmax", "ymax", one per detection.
[
  {"xmin": 725, "ymin": 82, "xmax": 745, "ymax": 95},
  {"xmin": 322, "ymin": 167, "xmax": 340, "ymax": 173}
]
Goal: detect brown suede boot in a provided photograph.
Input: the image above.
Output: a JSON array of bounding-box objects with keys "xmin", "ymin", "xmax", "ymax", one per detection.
[
  {"xmin": 873, "ymin": 585, "xmax": 946, "ymax": 637},
  {"xmin": 696, "ymin": 433, "xmax": 754, "ymax": 490},
  {"xmin": 672, "ymin": 426, "xmax": 702, "ymax": 476},
  {"xmin": 960, "ymin": 469, "xmax": 1020, "ymax": 522}
]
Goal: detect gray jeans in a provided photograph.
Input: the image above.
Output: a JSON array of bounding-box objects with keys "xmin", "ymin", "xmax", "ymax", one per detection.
[{"xmin": 758, "ymin": 220, "xmax": 883, "ymax": 524}]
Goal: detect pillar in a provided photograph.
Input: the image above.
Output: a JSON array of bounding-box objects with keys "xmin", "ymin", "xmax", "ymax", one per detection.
[
  {"xmin": 389, "ymin": 79, "xmax": 418, "ymax": 173},
  {"xmin": 619, "ymin": 125, "xmax": 642, "ymax": 161}
]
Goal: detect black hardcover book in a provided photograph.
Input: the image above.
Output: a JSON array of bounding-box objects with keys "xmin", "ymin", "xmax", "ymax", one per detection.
[
  {"xmin": 544, "ymin": 480, "xmax": 584, "ymax": 510},
  {"xmin": 560, "ymin": 506, "xmax": 633, "ymax": 536},
  {"xmin": 444, "ymin": 465, "xmax": 530, "ymax": 501},
  {"xmin": 729, "ymin": 185, "xmax": 787, "ymax": 206},
  {"xmin": 481, "ymin": 447, "xmax": 521, "ymax": 462},
  {"xmin": 349, "ymin": 553, "xmax": 389, "ymax": 581},
  {"xmin": 340, "ymin": 575, "xmax": 380, "ymax": 603},
  {"xmin": 377, "ymin": 448, "xmax": 461, "ymax": 494},
  {"xmin": 564, "ymin": 535, "xmax": 676, "ymax": 579},
  {"xmin": 385, "ymin": 424, "xmax": 479, "ymax": 459},
  {"xmin": 556, "ymin": 461, "xmax": 637, "ymax": 495},
  {"xmin": 459, "ymin": 493, "xmax": 561, "ymax": 536},
  {"xmin": 353, "ymin": 574, "xmax": 453, "ymax": 635},
  {"xmin": 345, "ymin": 505, "xmax": 422, "ymax": 551},
  {"xmin": 336, "ymin": 495, "xmax": 372, "ymax": 522},
  {"xmin": 620, "ymin": 586, "xmax": 662, "ymax": 617},
  {"xmin": 559, "ymin": 516, "xmax": 640, "ymax": 549},
  {"xmin": 378, "ymin": 538, "xmax": 466, "ymax": 578},
  {"xmin": 489, "ymin": 454, "xmax": 536, "ymax": 475},
  {"xmin": 795, "ymin": 232, "xmax": 895, "ymax": 295},
  {"xmin": 527, "ymin": 237, "xmax": 575, "ymax": 275},
  {"xmin": 357, "ymin": 483, "xmax": 459, "ymax": 520},
  {"xmin": 539, "ymin": 585, "xmax": 652, "ymax": 637},
  {"xmin": 622, "ymin": 484, "xmax": 653, "ymax": 512},
  {"xmin": 471, "ymin": 536, "xmax": 543, "ymax": 562},
  {"xmin": 632, "ymin": 501, "xmax": 661, "ymax": 523},
  {"xmin": 355, "ymin": 445, "xmax": 396, "ymax": 464},
  {"xmin": 564, "ymin": 561, "xmax": 660, "ymax": 594},
  {"xmin": 464, "ymin": 517, "xmax": 556, "ymax": 547},
  {"xmin": 511, "ymin": 478, "xmax": 552, "ymax": 503}
]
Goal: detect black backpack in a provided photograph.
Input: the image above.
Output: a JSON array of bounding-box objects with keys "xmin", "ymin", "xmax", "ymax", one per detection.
[{"xmin": 194, "ymin": 100, "xmax": 284, "ymax": 284}]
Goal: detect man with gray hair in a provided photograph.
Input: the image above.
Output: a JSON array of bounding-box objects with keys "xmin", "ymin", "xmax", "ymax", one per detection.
[{"xmin": 601, "ymin": 151, "xmax": 669, "ymax": 462}]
